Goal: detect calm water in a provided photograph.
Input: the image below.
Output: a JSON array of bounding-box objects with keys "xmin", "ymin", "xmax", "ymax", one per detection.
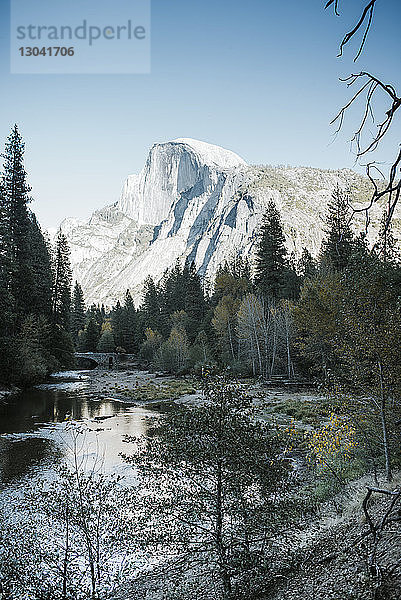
[{"xmin": 0, "ymin": 371, "xmax": 155, "ymax": 488}]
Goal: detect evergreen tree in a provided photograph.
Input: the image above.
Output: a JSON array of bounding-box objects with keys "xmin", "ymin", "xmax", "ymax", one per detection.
[
  {"xmin": 320, "ymin": 185, "xmax": 355, "ymax": 271},
  {"xmin": 2, "ymin": 124, "xmax": 32, "ymax": 329},
  {"xmin": 71, "ymin": 282, "xmax": 86, "ymax": 344},
  {"xmin": 50, "ymin": 231, "xmax": 74, "ymax": 367},
  {"xmin": 0, "ymin": 182, "xmax": 13, "ymax": 338},
  {"xmin": 183, "ymin": 262, "xmax": 207, "ymax": 343},
  {"xmin": 84, "ymin": 318, "xmax": 101, "ymax": 352},
  {"xmin": 0, "ymin": 126, "xmax": 60, "ymax": 381},
  {"xmin": 160, "ymin": 261, "xmax": 184, "ymax": 335},
  {"xmin": 52, "ymin": 231, "xmax": 72, "ymax": 330},
  {"xmin": 254, "ymin": 201, "xmax": 289, "ymax": 299},
  {"xmin": 111, "ymin": 301, "xmax": 125, "ymax": 351},
  {"xmin": 297, "ymin": 247, "xmax": 317, "ymax": 280},
  {"xmin": 283, "ymin": 251, "xmax": 301, "ymax": 299},
  {"xmin": 97, "ymin": 329, "xmax": 115, "ymax": 352},
  {"xmin": 120, "ymin": 290, "xmax": 137, "ymax": 353},
  {"xmin": 0, "ymin": 125, "xmax": 53, "ymax": 331},
  {"xmin": 28, "ymin": 215, "xmax": 53, "ymax": 317}
]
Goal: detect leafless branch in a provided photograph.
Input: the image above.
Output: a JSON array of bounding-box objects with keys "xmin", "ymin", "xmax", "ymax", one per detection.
[
  {"xmin": 325, "ymin": 1, "xmax": 401, "ymax": 235},
  {"xmin": 325, "ymin": 1, "xmax": 377, "ymax": 60}
]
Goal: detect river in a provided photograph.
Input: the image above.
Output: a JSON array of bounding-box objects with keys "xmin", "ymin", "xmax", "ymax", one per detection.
[{"xmin": 0, "ymin": 369, "xmax": 157, "ymax": 489}]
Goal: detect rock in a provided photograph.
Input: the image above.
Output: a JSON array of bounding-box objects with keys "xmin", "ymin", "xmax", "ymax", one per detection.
[{"xmin": 59, "ymin": 138, "xmax": 398, "ymax": 306}]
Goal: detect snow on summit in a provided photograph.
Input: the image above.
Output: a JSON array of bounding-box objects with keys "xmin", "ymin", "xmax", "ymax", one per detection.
[{"xmin": 172, "ymin": 138, "xmax": 247, "ymax": 169}]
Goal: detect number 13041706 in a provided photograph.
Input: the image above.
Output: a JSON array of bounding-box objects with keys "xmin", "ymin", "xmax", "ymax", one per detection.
[{"xmin": 19, "ymin": 47, "xmax": 75, "ymax": 57}]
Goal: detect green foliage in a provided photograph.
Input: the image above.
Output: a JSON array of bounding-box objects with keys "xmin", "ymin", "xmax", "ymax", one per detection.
[
  {"xmin": 320, "ymin": 185, "xmax": 355, "ymax": 271},
  {"xmin": 121, "ymin": 378, "xmax": 197, "ymax": 402},
  {"xmin": 139, "ymin": 327, "xmax": 163, "ymax": 361},
  {"xmin": 156, "ymin": 316, "xmax": 190, "ymax": 374},
  {"xmin": 124, "ymin": 375, "xmax": 299, "ymax": 600},
  {"xmin": 271, "ymin": 397, "xmax": 331, "ymax": 425},
  {"xmin": 254, "ymin": 200, "xmax": 299, "ymax": 301},
  {"xmin": 13, "ymin": 315, "xmax": 53, "ymax": 385},
  {"xmin": 293, "ymin": 271, "xmax": 342, "ymax": 379},
  {"xmin": 83, "ymin": 317, "xmax": 101, "ymax": 352},
  {"xmin": 70, "ymin": 281, "xmax": 86, "ymax": 344},
  {"xmin": 49, "ymin": 322, "xmax": 75, "ymax": 369},
  {"xmin": 109, "ymin": 291, "xmax": 140, "ymax": 354},
  {"xmin": 120, "ymin": 290, "xmax": 138, "ymax": 353},
  {"xmin": 297, "ymin": 247, "xmax": 317, "ymax": 281},
  {"xmin": 97, "ymin": 329, "xmax": 115, "ymax": 352},
  {"xmin": 255, "ymin": 200, "xmax": 289, "ymax": 299},
  {"xmin": 52, "ymin": 231, "xmax": 72, "ymax": 331},
  {"xmin": 141, "ymin": 275, "xmax": 162, "ymax": 332},
  {"xmin": 0, "ymin": 126, "xmax": 73, "ymax": 383},
  {"xmin": 375, "ymin": 208, "xmax": 400, "ymax": 264},
  {"xmin": 153, "ymin": 260, "xmax": 208, "ymax": 341}
]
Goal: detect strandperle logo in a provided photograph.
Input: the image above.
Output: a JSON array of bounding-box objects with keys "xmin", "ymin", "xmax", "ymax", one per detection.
[
  {"xmin": 16, "ymin": 20, "xmax": 147, "ymax": 46},
  {"xmin": 10, "ymin": 0, "xmax": 151, "ymax": 74}
]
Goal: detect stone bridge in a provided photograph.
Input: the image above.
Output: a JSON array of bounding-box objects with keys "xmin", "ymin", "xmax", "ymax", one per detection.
[{"xmin": 75, "ymin": 352, "xmax": 119, "ymax": 369}]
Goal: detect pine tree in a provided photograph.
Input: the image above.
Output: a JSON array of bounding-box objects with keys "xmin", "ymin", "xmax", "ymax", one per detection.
[
  {"xmin": 141, "ymin": 275, "xmax": 161, "ymax": 331},
  {"xmin": 71, "ymin": 282, "xmax": 86, "ymax": 344},
  {"xmin": 297, "ymin": 247, "xmax": 317, "ymax": 280},
  {"xmin": 52, "ymin": 231, "xmax": 72, "ymax": 330},
  {"xmin": 97, "ymin": 330, "xmax": 115, "ymax": 352},
  {"xmin": 321, "ymin": 185, "xmax": 355, "ymax": 271},
  {"xmin": 84, "ymin": 318, "xmax": 100, "ymax": 352},
  {"xmin": 1, "ymin": 125, "xmax": 52, "ymax": 331},
  {"xmin": 159, "ymin": 263, "xmax": 180, "ymax": 335},
  {"xmin": 87, "ymin": 304, "xmax": 105, "ymax": 331},
  {"xmin": 111, "ymin": 301, "xmax": 125, "ymax": 351},
  {"xmin": 28, "ymin": 215, "xmax": 53, "ymax": 317},
  {"xmin": 0, "ymin": 127, "xmax": 68, "ymax": 381},
  {"xmin": 0, "ymin": 182, "xmax": 13, "ymax": 337},
  {"xmin": 120, "ymin": 290, "xmax": 137, "ymax": 353},
  {"xmin": 50, "ymin": 231, "xmax": 74, "ymax": 367},
  {"xmin": 254, "ymin": 201, "xmax": 289, "ymax": 299},
  {"xmin": 184, "ymin": 262, "xmax": 206, "ymax": 343}
]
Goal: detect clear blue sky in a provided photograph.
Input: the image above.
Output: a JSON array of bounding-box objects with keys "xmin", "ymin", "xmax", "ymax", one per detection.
[{"xmin": 0, "ymin": 0, "xmax": 399, "ymax": 228}]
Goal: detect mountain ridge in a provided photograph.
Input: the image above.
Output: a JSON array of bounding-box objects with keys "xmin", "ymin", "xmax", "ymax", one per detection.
[{"xmin": 60, "ymin": 138, "xmax": 397, "ymax": 307}]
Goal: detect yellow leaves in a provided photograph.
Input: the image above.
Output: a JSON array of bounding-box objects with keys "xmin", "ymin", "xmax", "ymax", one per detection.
[{"xmin": 307, "ymin": 413, "xmax": 357, "ymax": 473}]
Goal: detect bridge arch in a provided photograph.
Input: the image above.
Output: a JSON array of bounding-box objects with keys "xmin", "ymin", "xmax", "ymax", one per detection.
[{"xmin": 75, "ymin": 353, "xmax": 119, "ymax": 369}]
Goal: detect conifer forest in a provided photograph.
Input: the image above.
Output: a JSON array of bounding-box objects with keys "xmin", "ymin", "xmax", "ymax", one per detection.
[{"xmin": 1, "ymin": 2, "xmax": 401, "ymax": 600}]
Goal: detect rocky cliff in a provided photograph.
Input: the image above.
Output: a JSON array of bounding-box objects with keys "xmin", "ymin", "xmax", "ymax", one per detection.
[{"xmin": 60, "ymin": 138, "xmax": 396, "ymax": 306}]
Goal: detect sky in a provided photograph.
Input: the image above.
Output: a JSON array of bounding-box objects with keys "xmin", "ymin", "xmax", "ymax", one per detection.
[{"xmin": 0, "ymin": 0, "xmax": 400, "ymax": 228}]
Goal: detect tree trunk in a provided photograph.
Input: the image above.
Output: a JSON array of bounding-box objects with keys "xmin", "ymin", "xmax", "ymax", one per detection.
[
  {"xmin": 250, "ymin": 307, "xmax": 262, "ymax": 376},
  {"xmin": 227, "ymin": 319, "xmax": 235, "ymax": 360},
  {"xmin": 270, "ymin": 326, "xmax": 277, "ymax": 378},
  {"xmin": 286, "ymin": 326, "xmax": 292, "ymax": 379},
  {"xmin": 62, "ymin": 501, "xmax": 69, "ymax": 600},
  {"xmin": 378, "ymin": 361, "xmax": 392, "ymax": 482},
  {"xmin": 216, "ymin": 461, "xmax": 232, "ymax": 600}
]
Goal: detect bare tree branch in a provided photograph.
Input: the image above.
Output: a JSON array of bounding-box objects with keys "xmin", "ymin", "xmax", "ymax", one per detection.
[
  {"xmin": 325, "ymin": 1, "xmax": 401, "ymax": 235},
  {"xmin": 325, "ymin": 1, "xmax": 377, "ymax": 59}
]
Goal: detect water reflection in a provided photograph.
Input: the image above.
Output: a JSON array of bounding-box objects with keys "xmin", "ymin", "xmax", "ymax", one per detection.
[
  {"xmin": 0, "ymin": 372, "xmax": 156, "ymax": 487},
  {"xmin": 0, "ymin": 437, "xmax": 58, "ymax": 485}
]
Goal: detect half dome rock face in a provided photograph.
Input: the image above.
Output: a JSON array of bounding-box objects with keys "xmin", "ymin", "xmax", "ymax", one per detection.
[
  {"xmin": 60, "ymin": 138, "xmax": 398, "ymax": 307},
  {"xmin": 117, "ymin": 138, "xmax": 247, "ymax": 225}
]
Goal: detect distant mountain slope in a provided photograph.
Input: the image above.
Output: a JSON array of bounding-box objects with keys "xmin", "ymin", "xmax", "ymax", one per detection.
[{"xmin": 60, "ymin": 138, "xmax": 395, "ymax": 306}]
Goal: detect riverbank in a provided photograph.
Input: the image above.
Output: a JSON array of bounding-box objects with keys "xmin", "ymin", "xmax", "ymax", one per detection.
[
  {"xmin": 36, "ymin": 368, "xmax": 202, "ymax": 405},
  {"xmin": 3, "ymin": 367, "xmax": 398, "ymax": 600},
  {"xmin": 0, "ymin": 385, "xmax": 21, "ymax": 403},
  {"xmin": 42, "ymin": 368, "xmax": 324, "ymax": 416}
]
